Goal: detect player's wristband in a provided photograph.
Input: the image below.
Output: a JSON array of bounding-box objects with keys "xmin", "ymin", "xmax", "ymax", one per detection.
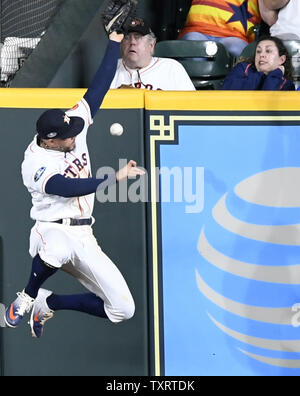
[{"xmin": 45, "ymin": 173, "xmax": 116, "ymax": 198}]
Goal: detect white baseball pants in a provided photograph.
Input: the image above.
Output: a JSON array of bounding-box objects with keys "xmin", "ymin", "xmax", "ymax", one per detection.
[{"xmin": 29, "ymin": 221, "xmax": 135, "ymax": 323}]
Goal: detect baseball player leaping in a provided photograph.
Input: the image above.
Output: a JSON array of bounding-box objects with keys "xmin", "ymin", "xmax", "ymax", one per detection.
[{"xmin": 4, "ymin": 0, "xmax": 144, "ymax": 338}]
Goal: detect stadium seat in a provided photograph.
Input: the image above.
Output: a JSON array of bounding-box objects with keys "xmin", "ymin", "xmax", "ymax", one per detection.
[
  {"xmin": 238, "ymin": 41, "xmax": 256, "ymax": 60},
  {"xmin": 282, "ymin": 40, "xmax": 300, "ymax": 89},
  {"xmin": 154, "ymin": 40, "xmax": 233, "ymax": 90}
]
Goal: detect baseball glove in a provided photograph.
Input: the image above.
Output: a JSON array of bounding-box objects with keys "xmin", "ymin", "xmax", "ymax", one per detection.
[{"xmin": 102, "ymin": 0, "xmax": 138, "ymax": 35}]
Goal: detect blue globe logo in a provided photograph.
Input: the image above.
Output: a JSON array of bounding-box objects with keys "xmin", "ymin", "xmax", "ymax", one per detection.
[{"xmin": 196, "ymin": 167, "xmax": 300, "ymax": 370}]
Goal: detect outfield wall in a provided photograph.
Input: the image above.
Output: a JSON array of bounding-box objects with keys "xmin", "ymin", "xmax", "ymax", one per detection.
[
  {"xmin": 145, "ymin": 90, "xmax": 300, "ymax": 376},
  {"xmin": 0, "ymin": 89, "xmax": 148, "ymax": 376},
  {"xmin": 1, "ymin": 89, "xmax": 300, "ymax": 376}
]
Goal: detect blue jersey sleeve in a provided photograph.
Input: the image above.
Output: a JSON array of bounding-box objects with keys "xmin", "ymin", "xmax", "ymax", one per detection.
[
  {"xmin": 261, "ymin": 69, "xmax": 296, "ymax": 91},
  {"xmin": 45, "ymin": 173, "xmax": 116, "ymax": 198},
  {"xmin": 83, "ymin": 39, "xmax": 120, "ymax": 119}
]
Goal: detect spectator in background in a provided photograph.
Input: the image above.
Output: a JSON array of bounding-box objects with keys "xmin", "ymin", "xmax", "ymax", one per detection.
[
  {"xmin": 222, "ymin": 36, "xmax": 295, "ymax": 89},
  {"xmin": 178, "ymin": 0, "xmax": 275, "ymax": 58},
  {"xmin": 110, "ymin": 18, "xmax": 195, "ymax": 91},
  {"xmin": 261, "ymin": 0, "xmax": 300, "ymax": 40}
]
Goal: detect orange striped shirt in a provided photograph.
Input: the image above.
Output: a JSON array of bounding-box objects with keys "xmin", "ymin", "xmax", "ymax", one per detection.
[{"xmin": 179, "ymin": 0, "xmax": 261, "ymax": 43}]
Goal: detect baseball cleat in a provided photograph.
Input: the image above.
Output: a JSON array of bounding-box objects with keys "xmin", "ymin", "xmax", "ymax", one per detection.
[
  {"xmin": 29, "ymin": 288, "xmax": 54, "ymax": 338},
  {"xmin": 4, "ymin": 290, "xmax": 35, "ymax": 328}
]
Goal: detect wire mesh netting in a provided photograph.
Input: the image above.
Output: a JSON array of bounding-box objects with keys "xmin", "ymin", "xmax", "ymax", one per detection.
[{"xmin": 0, "ymin": 0, "xmax": 64, "ymax": 85}]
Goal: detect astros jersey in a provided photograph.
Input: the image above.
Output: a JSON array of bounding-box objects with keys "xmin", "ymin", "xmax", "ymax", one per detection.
[
  {"xmin": 178, "ymin": 0, "xmax": 261, "ymax": 43},
  {"xmin": 22, "ymin": 99, "xmax": 94, "ymax": 222},
  {"xmin": 110, "ymin": 57, "xmax": 195, "ymax": 91}
]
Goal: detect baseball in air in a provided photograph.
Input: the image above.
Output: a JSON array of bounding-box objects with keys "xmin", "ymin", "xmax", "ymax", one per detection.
[{"xmin": 110, "ymin": 123, "xmax": 124, "ymax": 136}]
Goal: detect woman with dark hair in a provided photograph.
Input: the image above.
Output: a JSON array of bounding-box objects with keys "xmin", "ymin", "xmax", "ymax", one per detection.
[{"xmin": 222, "ymin": 36, "xmax": 295, "ymax": 90}]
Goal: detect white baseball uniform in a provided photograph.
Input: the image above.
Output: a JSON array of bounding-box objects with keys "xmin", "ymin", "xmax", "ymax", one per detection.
[
  {"xmin": 110, "ymin": 57, "xmax": 196, "ymax": 90},
  {"xmin": 21, "ymin": 98, "xmax": 135, "ymax": 323}
]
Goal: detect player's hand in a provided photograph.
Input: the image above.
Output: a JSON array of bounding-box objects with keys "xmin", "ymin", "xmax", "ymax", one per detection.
[
  {"xmin": 109, "ymin": 31, "xmax": 124, "ymax": 43},
  {"xmin": 116, "ymin": 160, "xmax": 145, "ymax": 181}
]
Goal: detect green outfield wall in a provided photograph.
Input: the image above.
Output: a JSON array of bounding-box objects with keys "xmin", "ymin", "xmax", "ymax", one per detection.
[
  {"xmin": 2, "ymin": 89, "xmax": 300, "ymax": 377},
  {"xmin": 0, "ymin": 89, "xmax": 148, "ymax": 376}
]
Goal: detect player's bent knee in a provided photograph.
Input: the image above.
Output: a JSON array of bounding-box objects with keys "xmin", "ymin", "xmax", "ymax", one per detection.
[
  {"xmin": 106, "ymin": 299, "xmax": 135, "ymax": 323},
  {"xmin": 123, "ymin": 299, "xmax": 135, "ymax": 321}
]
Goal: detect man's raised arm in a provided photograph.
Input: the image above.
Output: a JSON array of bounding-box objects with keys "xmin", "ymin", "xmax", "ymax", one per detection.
[
  {"xmin": 262, "ymin": 0, "xmax": 290, "ymax": 10},
  {"xmin": 258, "ymin": 0, "xmax": 279, "ymax": 26}
]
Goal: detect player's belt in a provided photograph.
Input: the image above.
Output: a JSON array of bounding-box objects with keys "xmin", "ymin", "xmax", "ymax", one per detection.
[{"xmin": 53, "ymin": 218, "xmax": 93, "ymax": 226}]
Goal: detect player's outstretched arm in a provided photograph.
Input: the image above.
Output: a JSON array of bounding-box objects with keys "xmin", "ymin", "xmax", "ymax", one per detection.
[
  {"xmin": 116, "ymin": 160, "xmax": 146, "ymax": 182},
  {"xmin": 83, "ymin": 33, "xmax": 122, "ymax": 119},
  {"xmin": 45, "ymin": 160, "xmax": 145, "ymax": 198},
  {"xmin": 83, "ymin": 0, "xmax": 138, "ymax": 119},
  {"xmin": 45, "ymin": 174, "xmax": 116, "ymax": 197}
]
